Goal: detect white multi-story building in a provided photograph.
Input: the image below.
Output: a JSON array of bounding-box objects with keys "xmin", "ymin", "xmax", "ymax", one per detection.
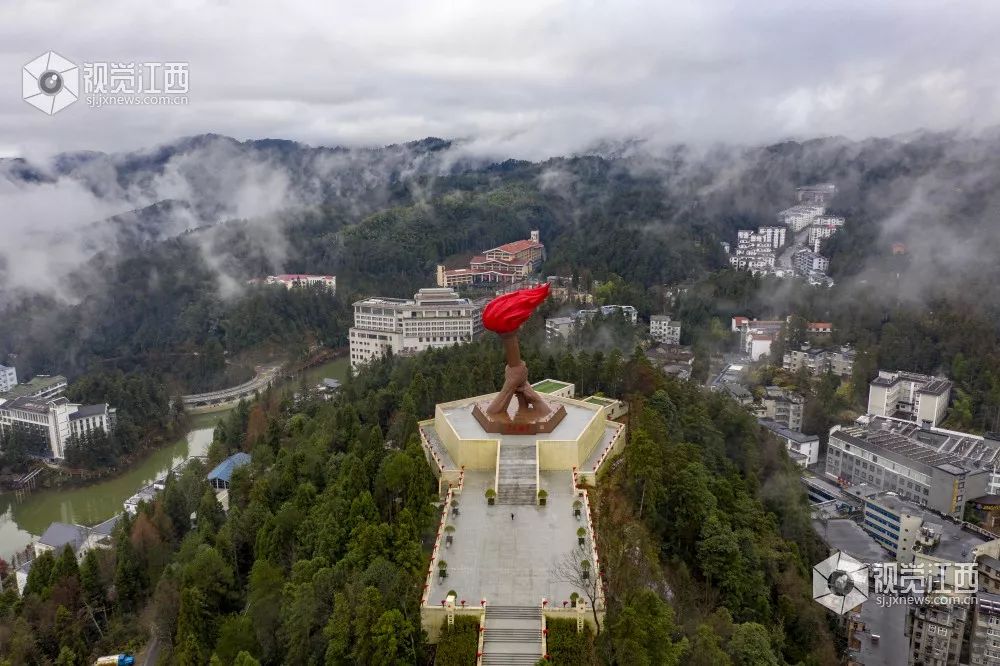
[
  {"xmin": 261, "ymin": 274, "xmax": 337, "ymax": 292},
  {"xmin": 783, "ymin": 344, "xmax": 855, "ymax": 378},
  {"xmin": 792, "ymin": 248, "xmax": 829, "ymax": 274},
  {"xmin": 0, "ymin": 365, "xmax": 16, "ymax": 393},
  {"xmin": 649, "ymin": 315, "xmax": 681, "ymax": 344},
  {"xmin": 0, "ymin": 397, "xmax": 116, "ymax": 459},
  {"xmin": 757, "ymin": 385, "xmax": 805, "ymax": 431},
  {"xmin": 807, "ymin": 216, "xmax": 845, "ymax": 247},
  {"xmin": 576, "ymin": 305, "xmax": 638, "ymax": 325},
  {"xmin": 827, "ymin": 416, "xmax": 998, "ymax": 517},
  {"xmin": 757, "ymin": 226, "xmax": 787, "ymax": 249},
  {"xmin": 868, "ymin": 370, "xmax": 953, "ymax": 427},
  {"xmin": 349, "ymin": 288, "xmax": 483, "ymax": 371},
  {"xmin": 778, "ymin": 204, "xmax": 825, "ymax": 232}
]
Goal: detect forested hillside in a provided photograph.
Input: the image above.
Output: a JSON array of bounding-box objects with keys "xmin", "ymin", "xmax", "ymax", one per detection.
[
  {"xmin": 0, "ymin": 338, "xmax": 836, "ymax": 665},
  {"xmin": 4, "ymin": 130, "xmax": 1000, "ymax": 410}
]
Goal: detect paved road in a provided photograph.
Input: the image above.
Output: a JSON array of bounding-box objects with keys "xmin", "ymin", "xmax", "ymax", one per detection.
[
  {"xmin": 180, "ymin": 366, "xmax": 280, "ymax": 406},
  {"xmin": 776, "ymin": 225, "xmax": 812, "ymax": 268}
]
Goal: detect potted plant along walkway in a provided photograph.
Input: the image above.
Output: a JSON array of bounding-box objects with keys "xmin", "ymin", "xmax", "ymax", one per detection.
[
  {"xmin": 438, "ymin": 560, "xmax": 448, "ymax": 579},
  {"xmin": 573, "ymin": 499, "xmax": 582, "ymax": 517},
  {"xmin": 577, "ymin": 527, "xmax": 586, "ymax": 547},
  {"xmin": 485, "ymin": 487, "xmax": 496, "ymax": 505},
  {"xmin": 537, "ymin": 489, "xmax": 548, "ymax": 506},
  {"xmin": 445, "ymin": 524, "xmax": 455, "ymax": 547}
]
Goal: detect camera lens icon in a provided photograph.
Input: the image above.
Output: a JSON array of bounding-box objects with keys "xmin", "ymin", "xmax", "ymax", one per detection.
[
  {"xmin": 813, "ymin": 550, "xmax": 869, "ymax": 615},
  {"xmin": 23, "ymin": 51, "xmax": 79, "ymax": 115}
]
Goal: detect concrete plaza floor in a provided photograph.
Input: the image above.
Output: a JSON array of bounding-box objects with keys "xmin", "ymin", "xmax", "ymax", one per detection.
[
  {"xmin": 434, "ymin": 471, "xmax": 593, "ymax": 606},
  {"xmin": 441, "ymin": 400, "xmax": 599, "ymax": 448}
]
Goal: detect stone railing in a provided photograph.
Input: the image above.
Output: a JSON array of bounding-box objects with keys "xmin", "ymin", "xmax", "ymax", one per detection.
[
  {"xmin": 591, "ymin": 422, "xmax": 626, "ymax": 474},
  {"xmin": 570, "ymin": 468, "xmax": 606, "ymax": 611}
]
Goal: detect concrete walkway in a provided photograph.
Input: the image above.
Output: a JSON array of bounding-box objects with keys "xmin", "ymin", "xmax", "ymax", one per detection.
[{"xmin": 437, "ymin": 471, "xmax": 589, "ymax": 607}]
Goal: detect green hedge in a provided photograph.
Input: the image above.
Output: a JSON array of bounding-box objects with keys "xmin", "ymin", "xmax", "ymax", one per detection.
[
  {"xmin": 545, "ymin": 617, "xmax": 594, "ymax": 664},
  {"xmin": 435, "ymin": 616, "xmax": 480, "ymax": 666}
]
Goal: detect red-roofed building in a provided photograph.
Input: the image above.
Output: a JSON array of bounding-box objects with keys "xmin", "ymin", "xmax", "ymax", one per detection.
[{"xmin": 437, "ymin": 231, "xmax": 545, "ymax": 288}]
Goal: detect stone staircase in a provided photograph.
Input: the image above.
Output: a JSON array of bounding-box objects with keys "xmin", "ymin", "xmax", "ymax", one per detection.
[
  {"xmin": 481, "ymin": 605, "xmax": 542, "ymax": 665},
  {"xmin": 496, "ymin": 443, "xmax": 537, "ymax": 505}
]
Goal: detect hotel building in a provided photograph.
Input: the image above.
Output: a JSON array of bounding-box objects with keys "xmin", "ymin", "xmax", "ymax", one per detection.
[{"xmin": 349, "ymin": 288, "xmax": 483, "ymax": 370}]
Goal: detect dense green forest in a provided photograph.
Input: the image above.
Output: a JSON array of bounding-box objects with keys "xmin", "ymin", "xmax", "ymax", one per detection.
[{"xmin": 0, "ymin": 339, "xmax": 835, "ymax": 664}]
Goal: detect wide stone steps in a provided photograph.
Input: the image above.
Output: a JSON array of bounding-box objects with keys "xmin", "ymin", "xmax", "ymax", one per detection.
[
  {"xmin": 485, "ymin": 605, "xmax": 541, "ymax": 619},
  {"xmin": 496, "ymin": 444, "xmax": 537, "ymax": 506},
  {"xmin": 481, "ymin": 655, "xmax": 542, "ymax": 665},
  {"xmin": 484, "ymin": 628, "xmax": 542, "ymax": 642},
  {"xmin": 482, "ymin": 606, "xmax": 542, "ymax": 666}
]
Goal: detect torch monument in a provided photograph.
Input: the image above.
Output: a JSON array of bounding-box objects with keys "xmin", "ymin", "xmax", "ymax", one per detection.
[{"xmin": 472, "ymin": 284, "xmax": 567, "ymax": 434}]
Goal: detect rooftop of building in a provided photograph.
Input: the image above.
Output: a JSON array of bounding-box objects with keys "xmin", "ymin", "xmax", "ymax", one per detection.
[
  {"xmin": 530, "ymin": 379, "xmax": 573, "ymax": 394},
  {"xmin": 870, "ymin": 370, "xmax": 953, "ymax": 395},
  {"xmin": 650, "ymin": 314, "xmax": 675, "ymax": 322},
  {"xmin": 545, "ymin": 316, "xmax": 575, "ymax": 326},
  {"xmin": 207, "ymin": 452, "xmax": 251, "ymax": 484},
  {"xmin": 0, "ymin": 374, "xmax": 67, "ymax": 399},
  {"xmin": 354, "ymin": 288, "xmax": 476, "ymax": 309},
  {"xmin": 271, "ymin": 274, "xmax": 335, "ymax": 280},
  {"xmin": 490, "ymin": 238, "xmax": 544, "ymax": 254},
  {"xmin": 834, "ymin": 416, "xmax": 1000, "ymax": 475},
  {"xmin": 759, "ymin": 418, "xmax": 818, "ymax": 443},
  {"xmin": 863, "ymin": 490, "xmax": 991, "ymax": 561},
  {"xmin": 69, "ymin": 403, "xmax": 110, "ymax": 420},
  {"xmin": 0, "ymin": 395, "xmax": 56, "ymax": 414},
  {"xmin": 39, "ymin": 522, "xmax": 87, "ymax": 551}
]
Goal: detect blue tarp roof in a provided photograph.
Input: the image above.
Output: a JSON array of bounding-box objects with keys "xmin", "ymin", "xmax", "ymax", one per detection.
[{"xmin": 207, "ymin": 452, "xmax": 251, "ymax": 483}]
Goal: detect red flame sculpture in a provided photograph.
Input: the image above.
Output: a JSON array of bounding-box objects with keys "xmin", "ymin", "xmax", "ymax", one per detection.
[
  {"xmin": 472, "ymin": 283, "xmax": 566, "ymax": 433},
  {"xmin": 482, "ymin": 283, "xmax": 550, "ymax": 335}
]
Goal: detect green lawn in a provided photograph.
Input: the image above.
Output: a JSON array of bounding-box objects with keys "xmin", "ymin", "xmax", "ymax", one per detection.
[
  {"xmin": 533, "ymin": 379, "xmax": 571, "ymax": 394},
  {"xmin": 583, "ymin": 396, "xmax": 614, "ymax": 406}
]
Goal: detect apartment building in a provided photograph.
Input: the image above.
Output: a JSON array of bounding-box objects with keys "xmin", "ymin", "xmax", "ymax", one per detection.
[
  {"xmin": 783, "ymin": 343, "xmax": 855, "ymax": 378},
  {"xmin": 0, "ymin": 397, "xmax": 116, "ymax": 459},
  {"xmin": 348, "ymin": 288, "xmax": 483, "ymax": 370},
  {"xmin": 437, "ymin": 231, "xmax": 545, "ymax": 287},
  {"xmin": 778, "ymin": 204, "xmax": 825, "ymax": 232},
  {"xmin": 827, "ymin": 416, "xmax": 1000, "ymax": 518},
  {"xmin": 758, "ymin": 385, "xmax": 805, "ymax": 431},
  {"xmin": 807, "ymin": 215, "xmax": 845, "ymax": 246},
  {"xmin": 649, "ymin": 315, "xmax": 681, "ymax": 344},
  {"xmin": 906, "ymin": 603, "xmax": 968, "ymax": 665},
  {"xmin": 868, "ymin": 369, "xmax": 953, "ymax": 427},
  {"xmin": 792, "ymin": 247, "xmax": 830, "ymax": 274},
  {"xmin": 757, "ymin": 226, "xmax": 787, "ymax": 249},
  {"xmin": 0, "ymin": 365, "xmax": 16, "ymax": 393},
  {"xmin": 970, "ymin": 592, "xmax": 1000, "ymax": 666}
]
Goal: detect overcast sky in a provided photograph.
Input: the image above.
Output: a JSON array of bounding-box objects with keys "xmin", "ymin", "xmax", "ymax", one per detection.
[{"xmin": 3, "ymin": 0, "xmax": 1000, "ymax": 161}]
